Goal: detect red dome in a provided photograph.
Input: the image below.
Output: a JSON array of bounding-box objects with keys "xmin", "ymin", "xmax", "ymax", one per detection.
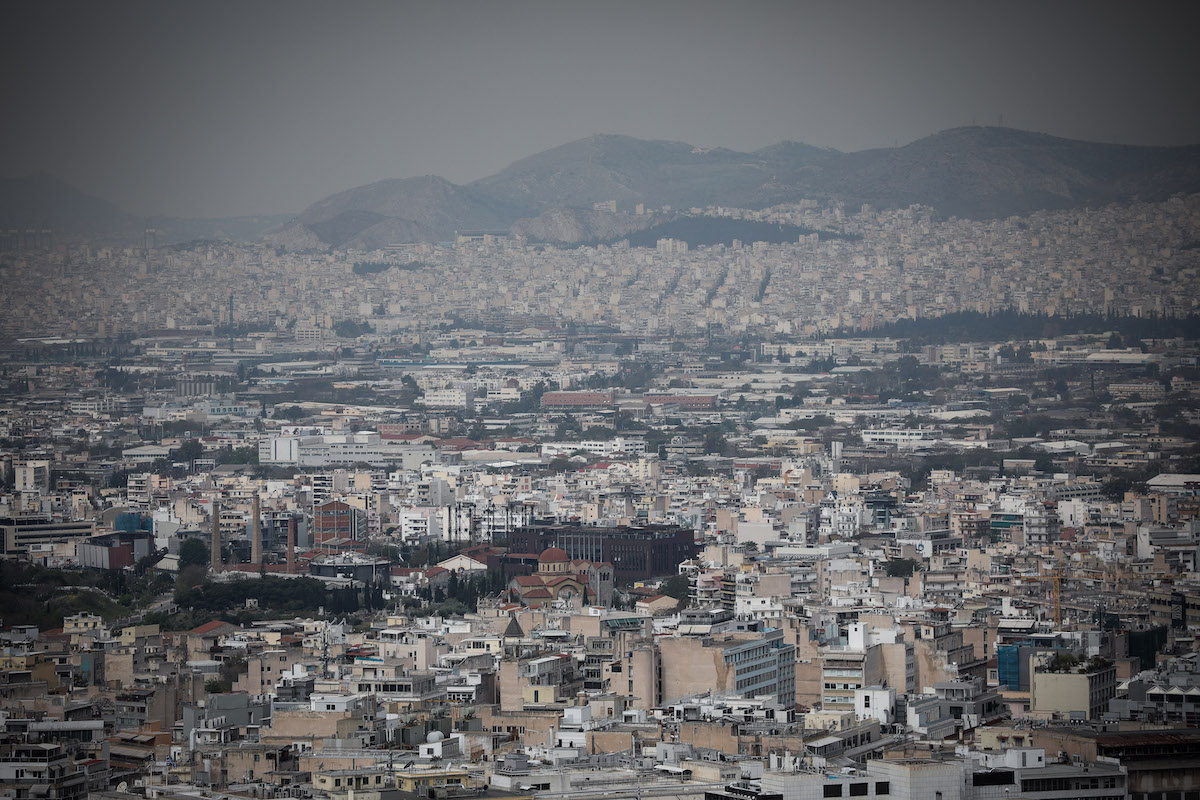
[{"xmin": 538, "ymin": 547, "xmax": 570, "ymax": 563}]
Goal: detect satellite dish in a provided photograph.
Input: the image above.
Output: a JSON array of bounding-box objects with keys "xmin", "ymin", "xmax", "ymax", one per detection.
[{"xmin": 117, "ymin": 782, "xmax": 129, "ymax": 792}]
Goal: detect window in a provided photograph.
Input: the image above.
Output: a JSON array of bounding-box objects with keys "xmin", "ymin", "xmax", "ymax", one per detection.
[
  {"xmin": 850, "ymin": 784, "xmax": 869, "ymax": 797},
  {"xmin": 875, "ymin": 783, "xmax": 890, "ymax": 795},
  {"xmin": 824, "ymin": 785, "xmax": 844, "ymax": 798}
]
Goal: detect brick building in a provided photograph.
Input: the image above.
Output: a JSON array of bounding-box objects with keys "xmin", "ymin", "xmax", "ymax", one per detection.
[{"xmin": 506, "ymin": 523, "xmax": 698, "ymax": 584}]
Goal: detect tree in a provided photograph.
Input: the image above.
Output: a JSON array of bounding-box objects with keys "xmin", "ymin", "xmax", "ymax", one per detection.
[
  {"xmin": 179, "ymin": 538, "xmax": 210, "ymax": 569},
  {"xmin": 175, "ymin": 565, "xmax": 208, "ymax": 599},
  {"xmin": 703, "ymin": 429, "xmax": 728, "ymax": 455},
  {"xmin": 274, "ymin": 405, "xmax": 306, "ymax": 421},
  {"xmin": 661, "ymin": 574, "xmax": 690, "ymax": 601},
  {"xmin": 216, "ymin": 446, "xmax": 259, "ymax": 465},
  {"xmin": 175, "ymin": 439, "xmax": 204, "ymax": 463}
]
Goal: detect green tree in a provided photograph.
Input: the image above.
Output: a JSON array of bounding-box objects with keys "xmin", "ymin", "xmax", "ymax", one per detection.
[
  {"xmin": 176, "ymin": 439, "xmax": 204, "ymax": 463},
  {"xmin": 703, "ymin": 429, "xmax": 728, "ymax": 455},
  {"xmin": 178, "ymin": 538, "xmax": 210, "ymax": 569},
  {"xmin": 274, "ymin": 405, "xmax": 306, "ymax": 421},
  {"xmin": 661, "ymin": 574, "xmax": 690, "ymax": 601},
  {"xmin": 216, "ymin": 446, "xmax": 259, "ymax": 465}
]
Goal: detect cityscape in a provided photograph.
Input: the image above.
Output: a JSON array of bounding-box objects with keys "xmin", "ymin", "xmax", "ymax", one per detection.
[{"xmin": 2, "ymin": 5, "xmax": 1200, "ymax": 800}]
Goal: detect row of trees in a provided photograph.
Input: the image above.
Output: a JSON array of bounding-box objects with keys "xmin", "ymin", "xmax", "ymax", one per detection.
[{"xmin": 176, "ymin": 575, "xmax": 329, "ymax": 614}]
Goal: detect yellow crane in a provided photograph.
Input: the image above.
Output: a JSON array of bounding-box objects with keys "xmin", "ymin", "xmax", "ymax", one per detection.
[{"xmin": 1019, "ymin": 561, "xmax": 1170, "ymax": 626}]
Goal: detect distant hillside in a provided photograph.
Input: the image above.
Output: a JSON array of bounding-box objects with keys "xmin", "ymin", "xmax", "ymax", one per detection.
[
  {"xmin": 0, "ymin": 175, "xmax": 292, "ymax": 245},
  {"xmin": 802, "ymin": 127, "xmax": 1200, "ymax": 218},
  {"xmin": 265, "ymin": 175, "xmax": 520, "ymax": 250},
  {"xmin": 7, "ymin": 127, "xmax": 1199, "ymax": 248},
  {"xmin": 0, "ymin": 174, "xmax": 131, "ymax": 234},
  {"xmin": 271, "ymin": 127, "xmax": 1200, "ymax": 249},
  {"xmin": 471, "ymin": 134, "xmax": 778, "ymax": 213}
]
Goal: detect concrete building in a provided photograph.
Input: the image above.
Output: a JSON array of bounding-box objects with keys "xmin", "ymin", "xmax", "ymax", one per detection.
[{"xmin": 1030, "ymin": 654, "xmax": 1118, "ymax": 721}]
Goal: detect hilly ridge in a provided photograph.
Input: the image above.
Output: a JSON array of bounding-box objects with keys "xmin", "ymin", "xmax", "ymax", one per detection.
[
  {"xmin": 807, "ymin": 127, "xmax": 1200, "ymax": 218},
  {"xmin": 0, "ymin": 174, "xmax": 132, "ymax": 234},
  {"xmin": 0, "ymin": 175, "xmax": 290, "ymax": 245},
  {"xmin": 269, "ymin": 127, "xmax": 1200, "ymax": 249},
  {"xmin": 9, "ymin": 127, "xmax": 1200, "ymax": 248}
]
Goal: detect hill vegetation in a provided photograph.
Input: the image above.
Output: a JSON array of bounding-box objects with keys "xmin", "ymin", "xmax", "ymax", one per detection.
[{"xmin": 0, "ymin": 561, "xmax": 170, "ymax": 629}]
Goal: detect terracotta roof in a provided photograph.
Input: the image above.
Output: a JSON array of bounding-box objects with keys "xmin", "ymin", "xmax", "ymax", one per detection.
[
  {"xmin": 436, "ymin": 438, "xmax": 482, "ymax": 451},
  {"xmin": 189, "ymin": 620, "xmax": 233, "ymax": 635},
  {"xmin": 523, "ymin": 588, "xmax": 552, "ymax": 599},
  {"xmin": 538, "ymin": 546, "xmax": 569, "ymax": 563},
  {"xmin": 513, "ymin": 575, "xmax": 546, "ymax": 587}
]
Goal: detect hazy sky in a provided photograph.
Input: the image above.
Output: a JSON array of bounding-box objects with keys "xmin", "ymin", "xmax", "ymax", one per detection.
[{"xmin": 3, "ymin": 0, "xmax": 1197, "ymax": 218}]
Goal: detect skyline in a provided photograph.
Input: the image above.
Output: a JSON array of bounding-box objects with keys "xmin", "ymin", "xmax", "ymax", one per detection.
[{"xmin": 3, "ymin": 1, "xmax": 1199, "ymax": 218}]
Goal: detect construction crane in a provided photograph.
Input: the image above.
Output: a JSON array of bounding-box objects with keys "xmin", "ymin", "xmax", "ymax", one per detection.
[
  {"xmin": 1018, "ymin": 562, "xmax": 1067, "ymax": 626},
  {"xmin": 1019, "ymin": 561, "xmax": 1169, "ymax": 627}
]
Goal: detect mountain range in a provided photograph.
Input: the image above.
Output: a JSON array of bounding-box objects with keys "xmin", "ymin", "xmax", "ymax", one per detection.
[
  {"xmin": 5, "ymin": 127, "xmax": 1199, "ymax": 248},
  {"xmin": 265, "ymin": 127, "xmax": 1200, "ymax": 248}
]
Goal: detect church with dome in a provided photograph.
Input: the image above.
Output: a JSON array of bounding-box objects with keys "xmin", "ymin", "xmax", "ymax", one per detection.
[{"xmin": 507, "ymin": 546, "xmax": 614, "ymax": 608}]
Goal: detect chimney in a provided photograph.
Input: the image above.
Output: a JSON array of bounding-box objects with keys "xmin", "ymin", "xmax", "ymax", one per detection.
[
  {"xmin": 251, "ymin": 494, "xmax": 262, "ymax": 567},
  {"xmin": 286, "ymin": 517, "xmax": 296, "ymax": 575},
  {"xmin": 210, "ymin": 497, "xmax": 222, "ymax": 572}
]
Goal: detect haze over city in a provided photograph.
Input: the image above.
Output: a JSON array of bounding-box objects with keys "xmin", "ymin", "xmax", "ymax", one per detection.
[
  {"xmin": 2, "ymin": 0, "xmax": 1198, "ymax": 217},
  {"xmin": 2, "ymin": 4, "xmax": 1200, "ymax": 800}
]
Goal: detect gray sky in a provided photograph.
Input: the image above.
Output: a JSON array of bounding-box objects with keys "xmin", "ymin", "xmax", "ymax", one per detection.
[{"xmin": 3, "ymin": 0, "xmax": 1196, "ymax": 218}]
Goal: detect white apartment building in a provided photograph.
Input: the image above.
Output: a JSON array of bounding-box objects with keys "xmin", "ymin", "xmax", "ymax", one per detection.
[
  {"xmin": 421, "ymin": 387, "xmax": 474, "ymax": 410},
  {"xmin": 540, "ymin": 437, "xmax": 646, "ymax": 458},
  {"xmin": 862, "ymin": 427, "xmax": 943, "ymax": 449}
]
